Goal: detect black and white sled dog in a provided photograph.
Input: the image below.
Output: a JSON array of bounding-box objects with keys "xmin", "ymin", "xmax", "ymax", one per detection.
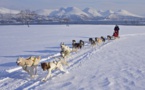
[
  {"xmin": 41, "ymin": 57, "xmax": 68, "ymax": 81},
  {"xmin": 107, "ymin": 35, "xmax": 114, "ymax": 40},
  {"xmin": 89, "ymin": 38, "xmax": 96, "ymax": 46},
  {"xmin": 72, "ymin": 40, "xmax": 84, "ymax": 50}
]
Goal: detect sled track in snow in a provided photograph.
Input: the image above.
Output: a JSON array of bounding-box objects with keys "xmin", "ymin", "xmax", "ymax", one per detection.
[{"xmin": 0, "ymin": 39, "xmax": 115, "ymax": 90}]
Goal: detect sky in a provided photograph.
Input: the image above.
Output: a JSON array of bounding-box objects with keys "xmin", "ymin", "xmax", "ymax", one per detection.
[{"xmin": 0, "ymin": 0, "xmax": 145, "ymax": 16}]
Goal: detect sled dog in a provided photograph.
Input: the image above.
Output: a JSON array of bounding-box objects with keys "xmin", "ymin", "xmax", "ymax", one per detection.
[
  {"xmin": 79, "ymin": 40, "xmax": 85, "ymax": 47},
  {"xmin": 72, "ymin": 40, "xmax": 84, "ymax": 49},
  {"xmin": 16, "ymin": 56, "xmax": 41, "ymax": 78},
  {"xmin": 89, "ymin": 38, "xmax": 93, "ymax": 43},
  {"xmin": 88, "ymin": 38, "xmax": 96, "ymax": 46},
  {"xmin": 41, "ymin": 58, "xmax": 68, "ymax": 81},
  {"xmin": 95, "ymin": 37, "xmax": 102, "ymax": 45},
  {"xmin": 60, "ymin": 43, "xmax": 72, "ymax": 59},
  {"xmin": 100, "ymin": 36, "xmax": 106, "ymax": 42}
]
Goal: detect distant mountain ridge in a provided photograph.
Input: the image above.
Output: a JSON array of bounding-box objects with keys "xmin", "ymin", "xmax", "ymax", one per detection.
[
  {"xmin": 0, "ymin": 7, "xmax": 145, "ymax": 25},
  {"xmin": 36, "ymin": 7, "xmax": 144, "ymax": 21},
  {"xmin": 36, "ymin": 7, "xmax": 143, "ymax": 18},
  {"xmin": 0, "ymin": 7, "xmax": 143, "ymax": 17}
]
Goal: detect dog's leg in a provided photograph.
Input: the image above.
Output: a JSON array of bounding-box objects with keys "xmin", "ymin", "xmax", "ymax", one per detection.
[
  {"xmin": 29, "ymin": 67, "xmax": 35, "ymax": 78},
  {"xmin": 23, "ymin": 66, "xmax": 32, "ymax": 78},
  {"xmin": 42, "ymin": 69, "xmax": 52, "ymax": 81},
  {"xmin": 59, "ymin": 65, "xmax": 69, "ymax": 73},
  {"xmin": 63, "ymin": 58, "xmax": 69, "ymax": 66},
  {"xmin": 24, "ymin": 66, "xmax": 33, "ymax": 78},
  {"xmin": 34, "ymin": 66, "xmax": 37, "ymax": 75},
  {"xmin": 32, "ymin": 66, "xmax": 38, "ymax": 78},
  {"xmin": 33, "ymin": 66, "xmax": 39, "ymax": 78},
  {"xmin": 46, "ymin": 69, "xmax": 52, "ymax": 79},
  {"xmin": 97, "ymin": 42, "xmax": 100, "ymax": 46}
]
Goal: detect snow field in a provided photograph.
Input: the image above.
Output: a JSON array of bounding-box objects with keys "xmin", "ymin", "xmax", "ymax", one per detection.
[{"xmin": 0, "ymin": 25, "xmax": 145, "ymax": 90}]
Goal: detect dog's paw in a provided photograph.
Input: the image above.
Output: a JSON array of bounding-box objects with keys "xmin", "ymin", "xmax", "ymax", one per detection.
[
  {"xmin": 41, "ymin": 78, "xmax": 47, "ymax": 82},
  {"xmin": 30, "ymin": 75, "xmax": 35, "ymax": 79},
  {"xmin": 42, "ymin": 79, "xmax": 46, "ymax": 82},
  {"xmin": 34, "ymin": 75, "xmax": 39, "ymax": 78},
  {"xmin": 65, "ymin": 71, "xmax": 69, "ymax": 74}
]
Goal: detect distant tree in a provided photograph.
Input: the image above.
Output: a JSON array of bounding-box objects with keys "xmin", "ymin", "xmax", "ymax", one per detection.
[{"xmin": 18, "ymin": 9, "xmax": 37, "ymax": 27}]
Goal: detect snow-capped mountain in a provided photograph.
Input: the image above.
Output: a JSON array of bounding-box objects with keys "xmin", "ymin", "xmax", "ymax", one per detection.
[
  {"xmin": 100, "ymin": 10, "xmax": 114, "ymax": 17},
  {"xmin": 48, "ymin": 7, "xmax": 88, "ymax": 17},
  {"xmin": 36, "ymin": 9, "xmax": 56, "ymax": 16},
  {"xmin": 0, "ymin": 7, "xmax": 20, "ymax": 14},
  {"xmin": 0, "ymin": 7, "xmax": 143, "ymax": 18},
  {"xmin": 35, "ymin": 7, "xmax": 143, "ymax": 21},
  {"xmin": 48, "ymin": 7, "xmax": 89, "ymax": 21},
  {"xmin": 106, "ymin": 9, "xmax": 142, "ymax": 19},
  {"xmin": 0, "ymin": 7, "xmax": 144, "ymax": 24},
  {"xmin": 83, "ymin": 7, "xmax": 102, "ymax": 17},
  {"xmin": 115, "ymin": 10, "xmax": 141, "ymax": 17}
]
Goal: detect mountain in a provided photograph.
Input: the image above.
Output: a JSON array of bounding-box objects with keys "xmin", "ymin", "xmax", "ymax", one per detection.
[
  {"xmin": 83, "ymin": 7, "xmax": 102, "ymax": 17},
  {"xmin": 0, "ymin": 7, "xmax": 144, "ymax": 24},
  {"xmin": 100, "ymin": 10, "xmax": 114, "ymax": 17},
  {"xmin": 36, "ymin": 9, "xmax": 56, "ymax": 16},
  {"xmin": 47, "ymin": 7, "xmax": 143, "ymax": 21},
  {"xmin": 0, "ymin": 7, "xmax": 20, "ymax": 14},
  {"xmin": 106, "ymin": 10, "xmax": 142, "ymax": 19},
  {"xmin": 115, "ymin": 10, "xmax": 141, "ymax": 17},
  {"xmin": 48, "ymin": 7, "xmax": 89, "ymax": 21}
]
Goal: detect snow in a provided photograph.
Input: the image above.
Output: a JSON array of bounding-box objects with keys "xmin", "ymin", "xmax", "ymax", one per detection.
[
  {"xmin": 83, "ymin": 7, "xmax": 102, "ymax": 17},
  {"xmin": 0, "ymin": 25, "xmax": 145, "ymax": 90},
  {"xmin": 115, "ymin": 10, "xmax": 142, "ymax": 17},
  {"xmin": 49, "ymin": 7, "xmax": 89, "ymax": 18},
  {"xmin": 36, "ymin": 9, "xmax": 56, "ymax": 16},
  {"xmin": 100, "ymin": 10, "xmax": 114, "ymax": 17}
]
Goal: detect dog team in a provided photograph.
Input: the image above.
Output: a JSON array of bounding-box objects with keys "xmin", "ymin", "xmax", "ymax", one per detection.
[{"xmin": 16, "ymin": 25, "xmax": 120, "ymax": 81}]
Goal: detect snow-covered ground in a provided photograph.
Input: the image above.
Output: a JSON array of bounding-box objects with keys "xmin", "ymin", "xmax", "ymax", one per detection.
[{"xmin": 0, "ymin": 25, "xmax": 145, "ymax": 90}]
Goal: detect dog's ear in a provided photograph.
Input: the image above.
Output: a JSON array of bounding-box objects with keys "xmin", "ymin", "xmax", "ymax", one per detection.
[
  {"xmin": 60, "ymin": 42, "xmax": 63, "ymax": 45},
  {"xmin": 41, "ymin": 63, "xmax": 45, "ymax": 70},
  {"xmin": 41, "ymin": 63, "xmax": 44, "ymax": 66},
  {"xmin": 37, "ymin": 56, "xmax": 41, "ymax": 59},
  {"xmin": 41, "ymin": 63, "xmax": 45, "ymax": 68},
  {"xmin": 41, "ymin": 63, "xmax": 50, "ymax": 71}
]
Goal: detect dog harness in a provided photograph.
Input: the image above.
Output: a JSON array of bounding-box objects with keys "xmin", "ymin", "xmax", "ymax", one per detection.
[
  {"xmin": 23, "ymin": 57, "xmax": 36, "ymax": 70},
  {"xmin": 32, "ymin": 57, "xmax": 36, "ymax": 66}
]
